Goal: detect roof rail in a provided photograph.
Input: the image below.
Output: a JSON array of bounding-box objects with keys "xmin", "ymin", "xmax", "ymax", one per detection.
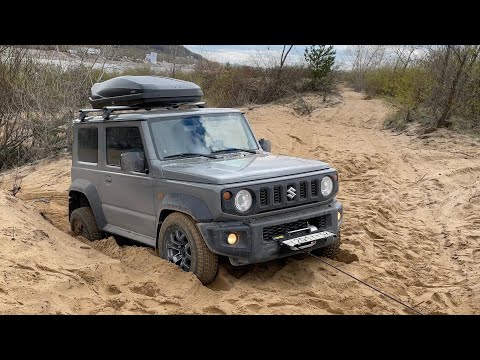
[
  {"xmin": 78, "ymin": 102, "xmax": 206, "ymax": 121},
  {"xmin": 78, "ymin": 106, "xmax": 137, "ymax": 121}
]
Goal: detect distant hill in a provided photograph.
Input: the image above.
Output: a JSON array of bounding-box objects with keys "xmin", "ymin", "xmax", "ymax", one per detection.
[
  {"xmin": 150, "ymin": 45, "xmax": 204, "ymax": 61},
  {"xmin": 114, "ymin": 45, "xmax": 206, "ymax": 63},
  {"xmin": 22, "ymin": 45, "xmax": 207, "ymax": 64}
]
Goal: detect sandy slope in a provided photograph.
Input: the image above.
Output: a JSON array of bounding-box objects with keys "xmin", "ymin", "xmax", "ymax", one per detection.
[{"xmin": 1, "ymin": 87, "xmax": 479, "ymax": 314}]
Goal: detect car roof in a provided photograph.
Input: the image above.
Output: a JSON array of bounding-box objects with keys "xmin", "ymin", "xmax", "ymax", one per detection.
[{"xmin": 73, "ymin": 107, "xmax": 243, "ymax": 124}]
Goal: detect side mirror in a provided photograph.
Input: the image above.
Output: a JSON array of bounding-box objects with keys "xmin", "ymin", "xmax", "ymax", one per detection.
[
  {"xmin": 259, "ymin": 138, "xmax": 272, "ymax": 152},
  {"xmin": 120, "ymin": 151, "xmax": 147, "ymax": 173}
]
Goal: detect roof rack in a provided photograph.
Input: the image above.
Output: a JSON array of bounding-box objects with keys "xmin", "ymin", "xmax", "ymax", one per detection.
[{"xmin": 78, "ymin": 102, "xmax": 206, "ymax": 121}]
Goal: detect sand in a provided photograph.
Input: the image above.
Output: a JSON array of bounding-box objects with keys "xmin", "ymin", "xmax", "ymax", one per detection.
[{"xmin": 1, "ymin": 87, "xmax": 479, "ymax": 314}]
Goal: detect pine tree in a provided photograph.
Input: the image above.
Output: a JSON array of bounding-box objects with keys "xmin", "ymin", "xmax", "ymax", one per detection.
[{"xmin": 304, "ymin": 45, "xmax": 336, "ymax": 100}]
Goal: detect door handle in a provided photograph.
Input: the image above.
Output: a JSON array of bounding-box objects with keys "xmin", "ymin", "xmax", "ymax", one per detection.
[{"xmin": 105, "ymin": 175, "xmax": 112, "ymax": 183}]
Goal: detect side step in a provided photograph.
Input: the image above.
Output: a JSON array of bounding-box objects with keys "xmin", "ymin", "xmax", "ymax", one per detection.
[{"xmin": 103, "ymin": 224, "xmax": 156, "ymax": 247}]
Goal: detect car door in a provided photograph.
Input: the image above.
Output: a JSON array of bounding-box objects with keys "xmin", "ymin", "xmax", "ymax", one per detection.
[{"xmin": 99, "ymin": 123, "xmax": 156, "ymax": 240}]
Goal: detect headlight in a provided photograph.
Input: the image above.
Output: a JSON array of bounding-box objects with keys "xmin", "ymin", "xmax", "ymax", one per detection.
[
  {"xmin": 321, "ymin": 176, "xmax": 333, "ymax": 197},
  {"xmin": 234, "ymin": 190, "xmax": 252, "ymax": 212}
]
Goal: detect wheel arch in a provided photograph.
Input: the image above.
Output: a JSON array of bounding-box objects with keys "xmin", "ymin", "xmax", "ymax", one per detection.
[
  {"xmin": 155, "ymin": 193, "xmax": 213, "ymax": 248},
  {"xmin": 69, "ymin": 179, "xmax": 107, "ymax": 229}
]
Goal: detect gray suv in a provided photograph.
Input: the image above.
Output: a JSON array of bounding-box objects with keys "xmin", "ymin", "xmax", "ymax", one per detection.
[{"xmin": 69, "ymin": 76, "xmax": 343, "ymax": 284}]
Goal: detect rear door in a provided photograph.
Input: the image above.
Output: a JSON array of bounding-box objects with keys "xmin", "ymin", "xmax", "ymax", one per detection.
[{"xmin": 99, "ymin": 122, "xmax": 156, "ymax": 239}]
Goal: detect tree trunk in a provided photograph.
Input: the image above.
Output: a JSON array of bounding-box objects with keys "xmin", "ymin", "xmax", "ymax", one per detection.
[
  {"xmin": 432, "ymin": 46, "xmax": 451, "ymax": 120},
  {"xmin": 436, "ymin": 49, "xmax": 467, "ymax": 128}
]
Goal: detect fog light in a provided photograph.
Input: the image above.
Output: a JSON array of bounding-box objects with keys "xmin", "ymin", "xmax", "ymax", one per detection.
[
  {"xmin": 338, "ymin": 212, "xmax": 342, "ymax": 221},
  {"xmin": 227, "ymin": 233, "xmax": 238, "ymax": 245}
]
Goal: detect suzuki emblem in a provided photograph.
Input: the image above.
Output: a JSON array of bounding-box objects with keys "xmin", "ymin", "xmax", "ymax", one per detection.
[{"xmin": 287, "ymin": 186, "xmax": 296, "ymax": 199}]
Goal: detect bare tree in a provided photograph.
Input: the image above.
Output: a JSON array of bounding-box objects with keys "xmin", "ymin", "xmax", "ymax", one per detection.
[
  {"xmin": 0, "ymin": 45, "xmax": 118, "ymax": 170},
  {"xmin": 346, "ymin": 45, "xmax": 386, "ymax": 91},
  {"xmin": 390, "ymin": 45, "xmax": 422, "ymax": 74},
  {"xmin": 167, "ymin": 45, "xmax": 182, "ymax": 77},
  {"xmin": 426, "ymin": 45, "xmax": 480, "ymax": 128},
  {"xmin": 280, "ymin": 45, "xmax": 293, "ymax": 69}
]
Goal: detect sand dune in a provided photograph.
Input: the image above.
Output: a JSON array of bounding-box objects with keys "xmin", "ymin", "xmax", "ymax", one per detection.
[{"xmin": 1, "ymin": 87, "xmax": 479, "ymax": 314}]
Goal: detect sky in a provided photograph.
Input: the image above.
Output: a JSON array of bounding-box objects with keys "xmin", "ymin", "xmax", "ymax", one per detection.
[{"xmin": 185, "ymin": 45, "xmax": 349, "ymax": 66}]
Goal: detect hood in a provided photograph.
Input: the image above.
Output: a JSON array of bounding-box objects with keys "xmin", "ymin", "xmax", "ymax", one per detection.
[{"xmin": 161, "ymin": 153, "xmax": 330, "ymax": 185}]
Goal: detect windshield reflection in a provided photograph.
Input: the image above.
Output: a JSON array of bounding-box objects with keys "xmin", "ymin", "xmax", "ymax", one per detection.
[{"xmin": 149, "ymin": 113, "xmax": 259, "ymax": 159}]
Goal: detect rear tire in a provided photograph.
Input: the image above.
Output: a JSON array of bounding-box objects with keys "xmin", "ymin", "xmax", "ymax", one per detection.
[
  {"xmin": 70, "ymin": 207, "xmax": 103, "ymax": 241},
  {"xmin": 312, "ymin": 234, "xmax": 341, "ymax": 259},
  {"xmin": 158, "ymin": 212, "xmax": 218, "ymax": 285}
]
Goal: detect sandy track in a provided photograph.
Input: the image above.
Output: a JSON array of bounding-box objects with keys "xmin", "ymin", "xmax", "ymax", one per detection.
[{"xmin": 1, "ymin": 87, "xmax": 479, "ymax": 314}]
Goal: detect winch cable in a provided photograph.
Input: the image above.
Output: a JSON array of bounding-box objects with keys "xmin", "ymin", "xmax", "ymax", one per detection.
[{"xmin": 291, "ymin": 245, "xmax": 424, "ymax": 315}]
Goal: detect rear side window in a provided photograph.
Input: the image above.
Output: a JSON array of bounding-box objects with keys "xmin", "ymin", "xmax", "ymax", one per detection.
[
  {"xmin": 106, "ymin": 127, "xmax": 144, "ymax": 166},
  {"xmin": 78, "ymin": 127, "xmax": 98, "ymax": 163}
]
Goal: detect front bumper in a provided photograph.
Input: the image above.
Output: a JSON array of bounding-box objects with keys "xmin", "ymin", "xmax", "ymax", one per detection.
[{"xmin": 197, "ymin": 200, "xmax": 343, "ymax": 266}]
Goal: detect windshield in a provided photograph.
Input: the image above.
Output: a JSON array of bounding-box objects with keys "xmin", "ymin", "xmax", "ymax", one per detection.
[{"xmin": 149, "ymin": 113, "xmax": 259, "ymax": 159}]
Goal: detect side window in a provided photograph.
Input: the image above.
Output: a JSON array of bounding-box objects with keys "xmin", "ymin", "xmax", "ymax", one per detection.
[
  {"xmin": 106, "ymin": 127, "xmax": 145, "ymax": 167},
  {"xmin": 78, "ymin": 127, "xmax": 98, "ymax": 163}
]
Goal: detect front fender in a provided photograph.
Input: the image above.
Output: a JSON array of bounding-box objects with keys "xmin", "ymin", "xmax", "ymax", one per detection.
[
  {"xmin": 158, "ymin": 193, "xmax": 213, "ymax": 223},
  {"xmin": 69, "ymin": 179, "xmax": 107, "ymax": 229}
]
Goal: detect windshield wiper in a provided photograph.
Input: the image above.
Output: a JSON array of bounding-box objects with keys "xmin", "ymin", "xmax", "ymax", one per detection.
[
  {"xmin": 211, "ymin": 148, "xmax": 257, "ymax": 155},
  {"xmin": 163, "ymin": 152, "xmax": 216, "ymax": 159}
]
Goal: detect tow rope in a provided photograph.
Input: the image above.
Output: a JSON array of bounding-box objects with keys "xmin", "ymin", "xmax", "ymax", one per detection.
[
  {"xmin": 306, "ymin": 250, "xmax": 423, "ymax": 315},
  {"xmin": 282, "ymin": 240, "xmax": 424, "ymax": 315}
]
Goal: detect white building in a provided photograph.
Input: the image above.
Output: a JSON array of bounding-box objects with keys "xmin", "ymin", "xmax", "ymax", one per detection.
[{"xmin": 145, "ymin": 52, "xmax": 158, "ymax": 64}]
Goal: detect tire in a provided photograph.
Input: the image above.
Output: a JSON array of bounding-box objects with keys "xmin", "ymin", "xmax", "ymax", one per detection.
[
  {"xmin": 70, "ymin": 207, "xmax": 104, "ymax": 241},
  {"xmin": 158, "ymin": 212, "xmax": 218, "ymax": 285},
  {"xmin": 312, "ymin": 234, "xmax": 341, "ymax": 259}
]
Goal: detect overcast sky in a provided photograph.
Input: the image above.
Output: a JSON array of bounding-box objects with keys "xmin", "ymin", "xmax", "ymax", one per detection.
[{"xmin": 185, "ymin": 45, "xmax": 349, "ymax": 66}]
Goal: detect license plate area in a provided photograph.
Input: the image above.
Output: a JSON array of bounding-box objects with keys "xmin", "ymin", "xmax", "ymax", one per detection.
[{"xmin": 281, "ymin": 230, "xmax": 335, "ymax": 250}]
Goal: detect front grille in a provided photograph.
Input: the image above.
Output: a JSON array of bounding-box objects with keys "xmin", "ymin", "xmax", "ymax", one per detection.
[
  {"xmin": 263, "ymin": 219, "xmax": 308, "ymax": 241},
  {"xmin": 311, "ymin": 179, "xmax": 318, "ymax": 196},
  {"xmin": 260, "ymin": 188, "xmax": 268, "ymax": 206},
  {"xmin": 222, "ymin": 173, "xmax": 337, "ymax": 215},
  {"xmin": 253, "ymin": 174, "xmax": 336, "ymax": 212},
  {"xmin": 273, "ymin": 186, "xmax": 282, "ymax": 203},
  {"xmin": 310, "ymin": 215, "xmax": 327, "ymax": 229},
  {"xmin": 299, "ymin": 181, "xmax": 307, "ymax": 199},
  {"xmin": 263, "ymin": 215, "xmax": 328, "ymax": 241}
]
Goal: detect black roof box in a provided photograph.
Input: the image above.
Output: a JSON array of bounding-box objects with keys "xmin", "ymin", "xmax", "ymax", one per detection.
[{"xmin": 89, "ymin": 76, "xmax": 203, "ymax": 109}]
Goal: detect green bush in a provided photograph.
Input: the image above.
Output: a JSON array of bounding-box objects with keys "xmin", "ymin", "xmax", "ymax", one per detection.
[
  {"xmin": 364, "ymin": 67, "xmax": 396, "ymax": 96},
  {"xmin": 355, "ymin": 46, "xmax": 480, "ymax": 134},
  {"xmin": 391, "ymin": 67, "xmax": 430, "ymax": 111}
]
